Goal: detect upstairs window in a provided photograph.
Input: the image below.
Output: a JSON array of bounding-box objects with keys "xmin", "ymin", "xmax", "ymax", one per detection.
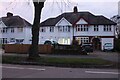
[
  {"xmin": 17, "ymin": 27, "xmax": 23, "ymax": 32},
  {"xmin": 11, "ymin": 28, "xmax": 14, "ymax": 33},
  {"xmin": 94, "ymin": 25, "xmax": 99, "ymax": 31},
  {"xmin": 2, "ymin": 28, "xmax": 7, "ymax": 33},
  {"xmin": 104, "ymin": 25, "xmax": 112, "ymax": 32},
  {"xmin": 40, "ymin": 27, "xmax": 46, "ymax": 32},
  {"xmin": 76, "ymin": 25, "xmax": 88, "ymax": 32},
  {"xmin": 50, "ymin": 27, "xmax": 54, "ymax": 32},
  {"xmin": 58, "ymin": 26, "xmax": 71, "ymax": 32}
]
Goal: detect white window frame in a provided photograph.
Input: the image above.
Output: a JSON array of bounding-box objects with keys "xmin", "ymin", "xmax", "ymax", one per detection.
[
  {"xmin": 17, "ymin": 27, "xmax": 23, "ymax": 32},
  {"xmin": 50, "ymin": 27, "xmax": 54, "ymax": 32},
  {"xmin": 11, "ymin": 27, "xmax": 15, "ymax": 33},
  {"xmin": 104, "ymin": 25, "xmax": 112, "ymax": 32},
  {"xmin": 76, "ymin": 25, "xmax": 88, "ymax": 32},
  {"xmin": 40, "ymin": 27, "xmax": 46, "ymax": 32},
  {"xmin": 94, "ymin": 25, "xmax": 99, "ymax": 31},
  {"xmin": 2, "ymin": 28, "xmax": 7, "ymax": 33}
]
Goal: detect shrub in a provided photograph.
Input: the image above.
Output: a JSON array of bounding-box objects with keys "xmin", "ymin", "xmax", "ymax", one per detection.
[{"xmin": 114, "ymin": 39, "xmax": 120, "ymax": 52}]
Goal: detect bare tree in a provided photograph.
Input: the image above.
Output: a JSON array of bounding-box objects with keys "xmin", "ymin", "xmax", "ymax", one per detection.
[{"xmin": 28, "ymin": 0, "xmax": 45, "ymax": 60}]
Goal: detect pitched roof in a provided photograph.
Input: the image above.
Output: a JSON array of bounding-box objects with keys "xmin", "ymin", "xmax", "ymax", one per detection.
[
  {"xmin": 1, "ymin": 16, "xmax": 32, "ymax": 27},
  {"xmin": 40, "ymin": 12, "xmax": 116, "ymax": 26}
]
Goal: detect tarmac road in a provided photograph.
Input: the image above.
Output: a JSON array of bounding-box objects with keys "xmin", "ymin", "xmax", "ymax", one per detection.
[{"xmin": 2, "ymin": 64, "xmax": 119, "ymax": 78}]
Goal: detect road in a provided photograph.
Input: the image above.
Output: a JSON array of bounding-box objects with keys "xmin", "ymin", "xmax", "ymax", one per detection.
[{"xmin": 1, "ymin": 64, "xmax": 119, "ymax": 78}]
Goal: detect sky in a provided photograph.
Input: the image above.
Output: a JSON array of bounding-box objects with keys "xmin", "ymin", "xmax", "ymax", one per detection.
[{"xmin": 0, "ymin": 0, "xmax": 120, "ymax": 24}]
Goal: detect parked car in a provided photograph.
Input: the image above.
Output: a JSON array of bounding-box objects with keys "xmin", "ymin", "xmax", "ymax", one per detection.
[
  {"xmin": 44, "ymin": 40, "xmax": 59, "ymax": 46},
  {"xmin": 8, "ymin": 42, "xmax": 16, "ymax": 44},
  {"xmin": 81, "ymin": 43, "xmax": 93, "ymax": 52},
  {"xmin": 103, "ymin": 43, "xmax": 114, "ymax": 51}
]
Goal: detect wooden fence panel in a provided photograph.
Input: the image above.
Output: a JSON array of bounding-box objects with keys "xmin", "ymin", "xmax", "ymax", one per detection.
[
  {"xmin": 4, "ymin": 44, "xmax": 53, "ymax": 54},
  {"xmin": 5, "ymin": 44, "xmax": 17, "ymax": 53}
]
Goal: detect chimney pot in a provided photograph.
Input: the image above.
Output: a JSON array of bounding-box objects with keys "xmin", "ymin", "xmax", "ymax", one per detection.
[
  {"xmin": 73, "ymin": 6, "xmax": 78, "ymax": 13},
  {"xmin": 7, "ymin": 12, "xmax": 13, "ymax": 17}
]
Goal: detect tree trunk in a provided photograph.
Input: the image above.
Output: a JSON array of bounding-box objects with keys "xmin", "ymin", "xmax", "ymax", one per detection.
[{"xmin": 28, "ymin": 2, "xmax": 44, "ymax": 60}]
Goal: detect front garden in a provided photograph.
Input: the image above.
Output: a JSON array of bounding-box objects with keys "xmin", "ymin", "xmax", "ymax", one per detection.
[{"xmin": 2, "ymin": 55, "xmax": 119, "ymax": 69}]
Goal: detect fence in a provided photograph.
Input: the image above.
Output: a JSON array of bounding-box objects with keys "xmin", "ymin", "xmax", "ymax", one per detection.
[
  {"xmin": 4, "ymin": 44, "xmax": 53, "ymax": 54},
  {"xmin": 4, "ymin": 44, "xmax": 87, "ymax": 55}
]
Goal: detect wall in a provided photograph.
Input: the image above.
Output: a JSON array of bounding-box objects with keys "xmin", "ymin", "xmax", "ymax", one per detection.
[
  {"xmin": 39, "ymin": 17, "xmax": 73, "ymax": 44},
  {"xmin": 74, "ymin": 25, "xmax": 115, "ymax": 37},
  {"xmin": 1, "ymin": 26, "xmax": 31, "ymax": 44}
]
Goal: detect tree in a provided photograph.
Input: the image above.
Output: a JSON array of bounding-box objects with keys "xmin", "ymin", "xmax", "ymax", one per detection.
[{"xmin": 28, "ymin": 0, "xmax": 45, "ymax": 60}]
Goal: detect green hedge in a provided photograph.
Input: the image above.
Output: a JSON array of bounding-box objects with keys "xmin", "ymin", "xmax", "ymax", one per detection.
[{"xmin": 114, "ymin": 39, "xmax": 120, "ymax": 52}]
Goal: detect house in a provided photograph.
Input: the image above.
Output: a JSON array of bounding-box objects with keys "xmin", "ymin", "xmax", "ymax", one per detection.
[
  {"xmin": 40, "ymin": 6, "xmax": 117, "ymax": 50},
  {"xmin": 111, "ymin": 15, "xmax": 120, "ymax": 38},
  {"xmin": 0, "ymin": 12, "xmax": 32, "ymax": 44}
]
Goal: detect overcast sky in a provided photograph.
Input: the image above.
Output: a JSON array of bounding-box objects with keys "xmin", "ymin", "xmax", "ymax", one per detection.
[{"xmin": 0, "ymin": 0, "xmax": 120, "ymax": 24}]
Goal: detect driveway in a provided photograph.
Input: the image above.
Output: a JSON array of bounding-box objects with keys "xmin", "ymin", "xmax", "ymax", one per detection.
[{"xmin": 92, "ymin": 51, "xmax": 120, "ymax": 63}]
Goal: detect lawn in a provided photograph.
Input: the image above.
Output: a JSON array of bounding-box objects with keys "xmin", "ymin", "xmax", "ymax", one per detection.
[{"xmin": 2, "ymin": 55, "xmax": 116, "ymax": 68}]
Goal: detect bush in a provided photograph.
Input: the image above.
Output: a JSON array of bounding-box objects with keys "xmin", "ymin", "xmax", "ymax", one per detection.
[
  {"xmin": 53, "ymin": 45, "xmax": 87, "ymax": 55},
  {"xmin": 114, "ymin": 39, "xmax": 120, "ymax": 52}
]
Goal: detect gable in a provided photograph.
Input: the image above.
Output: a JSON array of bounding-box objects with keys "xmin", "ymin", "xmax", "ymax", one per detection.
[
  {"xmin": 0, "ymin": 20, "xmax": 7, "ymax": 28},
  {"xmin": 55, "ymin": 17, "xmax": 72, "ymax": 26},
  {"xmin": 76, "ymin": 18, "xmax": 88, "ymax": 25}
]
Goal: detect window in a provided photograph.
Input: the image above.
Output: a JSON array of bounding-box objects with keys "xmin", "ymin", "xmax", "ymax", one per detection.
[
  {"xmin": 104, "ymin": 25, "xmax": 112, "ymax": 31},
  {"xmin": 68, "ymin": 26, "xmax": 70, "ymax": 32},
  {"xmin": 76, "ymin": 25, "xmax": 88, "ymax": 32},
  {"xmin": 58, "ymin": 38, "xmax": 70, "ymax": 45},
  {"xmin": 58, "ymin": 26, "xmax": 71, "ymax": 32},
  {"xmin": 11, "ymin": 28, "xmax": 14, "ymax": 33},
  {"xmin": 17, "ymin": 27, "xmax": 23, "ymax": 32},
  {"xmin": 94, "ymin": 25, "xmax": 99, "ymax": 31},
  {"xmin": 0, "ymin": 38, "xmax": 7, "ymax": 44},
  {"xmin": 58, "ymin": 26, "xmax": 62, "ymax": 32},
  {"xmin": 40, "ymin": 27, "xmax": 46, "ymax": 32},
  {"xmin": 76, "ymin": 37, "xmax": 89, "ymax": 44},
  {"xmin": 2, "ymin": 28, "xmax": 7, "ymax": 33},
  {"xmin": 50, "ymin": 27, "xmax": 54, "ymax": 32},
  {"xmin": 81, "ymin": 37, "xmax": 89, "ymax": 43}
]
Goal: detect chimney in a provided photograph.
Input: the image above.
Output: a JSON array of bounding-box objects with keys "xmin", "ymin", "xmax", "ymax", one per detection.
[
  {"xmin": 7, "ymin": 12, "xmax": 13, "ymax": 17},
  {"xmin": 73, "ymin": 6, "xmax": 78, "ymax": 13}
]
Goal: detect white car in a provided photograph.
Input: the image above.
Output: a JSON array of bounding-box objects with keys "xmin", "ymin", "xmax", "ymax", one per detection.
[
  {"xmin": 103, "ymin": 43, "xmax": 114, "ymax": 51},
  {"xmin": 8, "ymin": 42, "xmax": 16, "ymax": 44}
]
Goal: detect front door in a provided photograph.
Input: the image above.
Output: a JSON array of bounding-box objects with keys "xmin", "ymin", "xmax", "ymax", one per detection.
[{"xmin": 92, "ymin": 38, "xmax": 101, "ymax": 50}]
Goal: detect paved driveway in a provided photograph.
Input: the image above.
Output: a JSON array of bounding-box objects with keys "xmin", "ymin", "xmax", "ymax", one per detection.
[{"xmin": 92, "ymin": 51, "xmax": 120, "ymax": 63}]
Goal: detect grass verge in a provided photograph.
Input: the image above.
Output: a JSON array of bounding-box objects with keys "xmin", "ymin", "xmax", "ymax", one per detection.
[{"xmin": 2, "ymin": 55, "xmax": 118, "ymax": 68}]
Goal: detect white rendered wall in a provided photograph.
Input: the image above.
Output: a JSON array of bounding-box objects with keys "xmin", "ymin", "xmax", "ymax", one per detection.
[
  {"xmin": 118, "ymin": 1, "xmax": 120, "ymax": 16},
  {"xmin": 39, "ymin": 17, "xmax": 73, "ymax": 44},
  {"xmin": 74, "ymin": 25, "xmax": 115, "ymax": 37},
  {"xmin": 1, "ymin": 26, "xmax": 31, "ymax": 44}
]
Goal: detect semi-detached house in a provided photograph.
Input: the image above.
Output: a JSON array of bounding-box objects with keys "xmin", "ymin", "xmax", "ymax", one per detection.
[
  {"xmin": 0, "ymin": 12, "xmax": 32, "ymax": 44},
  {"xmin": 40, "ymin": 7, "xmax": 117, "ymax": 50},
  {"xmin": 0, "ymin": 7, "xmax": 117, "ymax": 51}
]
